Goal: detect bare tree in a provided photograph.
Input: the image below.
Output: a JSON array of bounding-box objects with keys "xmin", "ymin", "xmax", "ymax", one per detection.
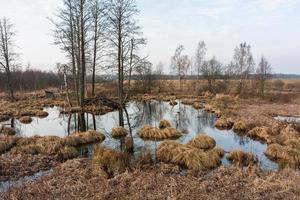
[
  {"xmin": 0, "ymin": 18, "xmax": 17, "ymax": 101},
  {"xmin": 154, "ymin": 62, "xmax": 164, "ymax": 92},
  {"xmin": 194, "ymin": 41, "xmax": 207, "ymax": 90},
  {"xmin": 171, "ymin": 45, "xmax": 190, "ymax": 91},
  {"xmin": 90, "ymin": 0, "xmax": 106, "ymax": 96},
  {"xmin": 233, "ymin": 42, "xmax": 255, "ymax": 94},
  {"xmin": 52, "ymin": 0, "xmax": 92, "ymax": 131},
  {"xmin": 201, "ymin": 56, "xmax": 222, "ymax": 92},
  {"xmin": 106, "ymin": 0, "xmax": 145, "ymax": 127},
  {"xmin": 256, "ymin": 56, "xmax": 272, "ymax": 97}
]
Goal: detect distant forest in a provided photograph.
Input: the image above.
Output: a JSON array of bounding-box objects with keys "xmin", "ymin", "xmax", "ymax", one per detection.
[{"xmin": 0, "ymin": 69, "xmax": 299, "ymax": 92}]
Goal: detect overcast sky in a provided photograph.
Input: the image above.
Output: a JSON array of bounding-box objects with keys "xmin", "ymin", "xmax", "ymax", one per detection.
[{"xmin": 0, "ymin": 0, "xmax": 299, "ymax": 74}]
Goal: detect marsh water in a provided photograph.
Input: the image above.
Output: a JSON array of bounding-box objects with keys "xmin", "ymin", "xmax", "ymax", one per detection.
[{"xmin": 1, "ymin": 100, "xmax": 278, "ymax": 170}]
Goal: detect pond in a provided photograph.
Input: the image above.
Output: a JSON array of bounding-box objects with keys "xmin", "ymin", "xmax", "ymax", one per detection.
[
  {"xmin": 274, "ymin": 116, "xmax": 300, "ymax": 124},
  {"xmin": 1, "ymin": 100, "xmax": 278, "ymax": 170}
]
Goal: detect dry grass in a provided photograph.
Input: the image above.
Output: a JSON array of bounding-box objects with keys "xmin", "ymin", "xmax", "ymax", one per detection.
[
  {"xmin": 227, "ymin": 150, "xmax": 258, "ymax": 167},
  {"xmin": 12, "ymin": 136, "xmax": 63, "ymax": 155},
  {"xmin": 248, "ymin": 126, "xmax": 274, "ymax": 144},
  {"xmin": 192, "ymin": 102, "xmax": 203, "ymax": 109},
  {"xmin": 135, "ymin": 150, "xmax": 153, "ymax": 167},
  {"xmin": 0, "ymin": 115, "xmax": 10, "ymax": 122},
  {"xmin": 169, "ymin": 100, "xmax": 178, "ymax": 106},
  {"xmin": 139, "ymin": 125, "xmax": 181, "ymax": 140},
  {"xmin": 233, "ymin": 120, "xmax": 248, "ymax": 133},
  {"xmin": 159, "ymin": 119, "xmax": 171, "ymax": 129},
  {"xmin": 156, "ymin": 141, "xmax": 222, "ymax": 171},
  {"xmin": 36, "ymin": 110, "xmax": 49, "ymax": 118},
  {"xmin": 181, "ymin": 98, "xmax": 196, "ymax": 105},
  {"xmin": 63, "ymin": 130, "xmax": 106, "ymax": 147},
  {"xmin": 56, "ymin": 146, "xmax": 79, "ymax": 161},
  {"xmin": 92, "ymin": 147, "xmax": 129, "ymax": 173},
  {"xmin": 265, "ymin": 142, "xmax": 300, "ymax": 168},
  {"xmin": 124, "ymin": 136, "xmax": 134, "ymax": 153},
  {"xmin": 276, "ymin": 124, "xmax": 299, "ymax": 144},
  {"xmin": 187, "ymin": 134, "xmax": 216, "ymax": 150},
  {"xmin": 19, "ymin": 116, "xmax": 33, "ymax": 124},
  {"xmin": 2, "ymin": 158, "xmax": 300, "ymax": 200},
  {"xmin": 0, "ymin": 126, "xmax": 16, "ymax": 135},
  {"xmin": 215, "ymin": 117, "xmax": 234, "ymax": 130},
  {"xmin": 112, "ymin": 126, "xmax": 128, "ymax": 138},
  {"xmin": 0, "ymin": 135, "xmax": 19, "ymax": 154}
]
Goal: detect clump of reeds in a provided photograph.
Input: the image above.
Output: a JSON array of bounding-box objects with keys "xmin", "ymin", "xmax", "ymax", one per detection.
[
  {"xmin": 19, "ymin": 116, "xmax": 33, "ymax": 124},
  {"xmin": 215, "ymin": 117, "xmax": 234, "ymax": 130},
  {"xmin": 0, "ymin": 115, "xmax": 10, "ymax": 122},
  {"xmin": 181, "ymin": 99, "xmax": 195, "ymax": 105},
  {"xmin": 265, "ymin": 141, "xmax": 300, "ymax": 167},
  {"xmin": 92, "ymin": 146, "xmax": 129, "ymax": 173},
  {"xmin": 35, "ymin": 110, "xmax": 49, "ymax": 118},
  {"xmin": 135, "ymin": 150, "xmax": 153, "ymax": 167},
  {"xmin": 169, "ymin": 100, "xmax": 178, "ymax": 106},
  {"xmin": 248, "ymin": 127, "xmax": 273, "ymax": 144},
  {"xmin": 233, "ymin": 120, "xmax": 247, "ymax": 133},
  {"xmin": 161, "ymin": 96, "xmax": 176, "ymax": 102},
  {"xmin": 56, "ymin": 146, "xmax": 79, "ymax": 161},
  {"xmin": 0, "ymin": 126, "xmax": 16, "ymax": 135},
  {"xmin": 124, "ymin": 136, "xmax": 134, "ymax": 153},
  {"xmin": 112, "ymin": 127, "xmax": 128, "ymax": 139},
  {"xmin": 159, "ymin": 119, "xmax": 171, "ymax": 129},
  {"xmin": 192, "ymin": 102, "xmax": 203, "ymax": 110},
  {"xmin": 139, "ymin": 125, "xmax": 181, "ymax": 140},
  {"xmin": 13, "ymin": 136, "xmax": 63, "ymax": 155},
  {"xmin": 227, "ymin": 150, "xmax": 258, "ymax": 167},
  {"xmin": 63, "ymin": 130, "xmax": 106, "ymax": 147},
  {"xmin": 276, "ymin": 125, "xmax": 299, "ymax": 144},
  {"xmin": 156, "ymin": 141, "xmax": 222, "ymax": 171},
  {"xmin": 187, "ymin": 134, "xmax": 216, "ymax": 150},
  {"xmin": 204, "ymin": 104, "xmax": 214, "ymax": 112},
  {"xmin": 0, "ymin": 135, "xmax": 19, "ymax": 154}
]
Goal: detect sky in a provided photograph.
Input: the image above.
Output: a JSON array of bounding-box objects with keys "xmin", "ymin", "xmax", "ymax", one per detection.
[{"xmin": 0, "ymin": 0, "xmax": 299, "ymax": 74}]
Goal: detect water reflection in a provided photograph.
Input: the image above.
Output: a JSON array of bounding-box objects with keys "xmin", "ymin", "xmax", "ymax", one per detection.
[{"xmin": 0, "ymin": 100, "xmax": 278, "ymax": 170}]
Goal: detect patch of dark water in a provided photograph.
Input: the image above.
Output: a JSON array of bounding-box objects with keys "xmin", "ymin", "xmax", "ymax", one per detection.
[{"xmin": 0, "ymin": 169, "xmax": 53, "ymax": 193}]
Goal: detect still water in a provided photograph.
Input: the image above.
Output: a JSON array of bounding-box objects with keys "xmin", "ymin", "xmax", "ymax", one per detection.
[{"xmin": 2, "ymin": 100, "xmax": 278, "ymax": 170}]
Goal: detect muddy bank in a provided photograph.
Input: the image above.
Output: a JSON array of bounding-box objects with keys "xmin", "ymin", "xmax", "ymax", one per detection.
[{"xmin": 1, "ymin": 158, "xmax": 299, "ymax": 200}]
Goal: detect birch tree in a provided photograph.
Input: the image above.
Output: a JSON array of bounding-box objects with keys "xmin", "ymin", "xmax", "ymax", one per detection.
[
  {"xmin": 233, "ymin": 42, "xmax": 255, "ymax": 94},
  {"xmin": 171, "ymin": 45, "xmax": 190, "ymax": 91},
  {"xmin": 194, "ymin": 41, "xmax": 206, "ymax": 89},
  {"xmin": 256, "ymin": 56, "xmax": 272, "ymax": 97},
  {"xmin": 105, "ymin": 0, "xmax": 145, "ymax": 127},
  {"xmin": 0, "ymin": 18, "xmax": 17, "ymax": 101}
]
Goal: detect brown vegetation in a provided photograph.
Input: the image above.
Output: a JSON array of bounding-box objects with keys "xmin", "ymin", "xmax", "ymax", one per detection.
[
  {"xmin": 19, "ymin": 116, "xmax": 33, "ymax": 124},
  {"xmin": 215, "ymin": 117, "xmax": 234, "ymax": 130},
  {"xmin": 265, "ymin": 141, "xmax": 300, "ymax": 168},
  {"xmin": 156, "ymin": 141, "xmax": 223, "ymax": 171},
  {"xmin": 248, "ymin": 126, "xmax": 274, "ymax": 144},
  {"xmin": 139, "ymin": 125, "xmax": 181, "ymax": 140},
  {"xmin": 159, "ymin": 119, "xmax": 171, "ymax": 129},
  {"xmin": 187, "ymin": 134, "xmax": 216, "ymax": 150},
  {"xmin": 227, "ymin": 150, "xmax": 258, "ymax": 167},
  {"xmin": 112, "ymin": 126, "xmax": 128, "ymax": 138}
]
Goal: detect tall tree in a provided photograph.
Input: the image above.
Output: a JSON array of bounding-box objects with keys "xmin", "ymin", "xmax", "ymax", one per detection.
[
  {"xmin": 194, "ymin": 41, "xmax": 207, "ymax": 90},
  {"xmin": 256, "ymin": 56, "xmax": 272, "ymax": 97},
  {"xmin": 106, "ymin": 0, "xmax": 145, "ymax": 127},
  {"xmin": 0, "ymin": 18, "xmax": 17, "ymax": 101},
  {"xmin": 52, "ymin": 0, "xmax": 91, "ymax": 131},
  {"xmin": 201, "ymin": 56, "xmax": 222, "ymax": 92},
  {"xmin": 233, "ymin": 42, "xmax": 255, "ymax": 94},
  {"xmin": 90, "ymin": 0, "xmax": 106, "ymax": 96},
  {"xmin": 171, "ymin": 45, "xmax": 190, "ymax": 91}
]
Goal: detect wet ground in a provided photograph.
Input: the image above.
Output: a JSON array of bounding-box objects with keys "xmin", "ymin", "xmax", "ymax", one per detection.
[{"xmin": 1, "ymin": 100, "xmax": 278, "ymax": 170}]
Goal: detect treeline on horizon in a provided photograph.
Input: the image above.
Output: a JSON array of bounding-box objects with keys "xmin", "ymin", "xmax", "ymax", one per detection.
[{"xmin": 0, "ymin": 68, "xmax": 299, "ymax": 93}]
